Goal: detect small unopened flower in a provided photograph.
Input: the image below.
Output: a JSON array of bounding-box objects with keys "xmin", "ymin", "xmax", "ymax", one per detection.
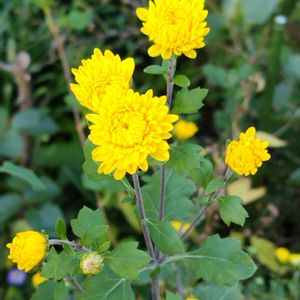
[
  {"xmin": 136, "ymin": 0, "xmax": 210, "ymax": 59},
  {"xmin": 32, "ymin": 272, "xmax": 48, "ymax": 288},
  {"xmin": 174, "ymin": 120, "xmax": 198, "ymax": 140},
  {"xmin": 275, "ymin": 247, "xmax": 290, "ymax": 264},
  {"xmin": 7, "ymin": 231, "xmax": 48, "ymax": 272},
  {"xmin": 225, "ymin": 127, "xmax": 271, "ymax": 176},
  {"xmin": 7, "ymin": 268, "xmax": 27, "ymax": 286},
  {"xmin": 289, "ymin": 254, "xmax": 300, "ymax": 267},
  {"xmin": 80, "ymin": 252, "xmax": 104, "ymax": 276},
  {"xmin": 171, "ymin": 220, "xmax": 190, "ymax": 233},
  {"xmin": 87, "ymin": 88, "xmax": 178, "ymax": 180},
  {"xmin": 186, "ymin": 296, "xmax": 199, "ymax": 300},
  {"xmin": 70, "ymin": 48, "xmax": 134, "ymax": 113}
]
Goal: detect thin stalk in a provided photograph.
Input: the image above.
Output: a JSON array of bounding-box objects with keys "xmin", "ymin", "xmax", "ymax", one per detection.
[
  {"xmin": 66, "ymin": 275, "xmax": 85, "ymax": 293},
  {"xmin": 132, "ymin": 173, "xmax": 156, "ymax": 261},
  {"xmin": 159, "ymin": 55, "xmax": 177, "ymax": 221},
  {"xmin": 43, "ymin": 8, "xmax": 85, "ymax": 146},
  {"xmin": 259, "ymin": 15, "xmax": 287, "ymax": 130},
  {"xmin": 175, "ymin": 264, "xmax": 184, "ymax": 298},
  {"xmin": 180, "ymin": 168, "xmax": 233, "ymax": 240},
  {"xmin": 48, "ymin": 239, "xmax": 91, "ymax": 253},
  {"xmin": 151, "ymin": 275, "xmax": 161, "ymax": 300}
]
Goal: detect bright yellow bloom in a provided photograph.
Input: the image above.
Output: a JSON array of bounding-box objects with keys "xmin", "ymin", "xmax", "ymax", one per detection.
[
  {"xmin": 289, "ymin": 254, "xmax": 300, "ymax": 267},
  {"xmin": 174, "ymin": 120, "xmax": 198, "ymax": 140},
  {"xmin": 87, "ymin": 88, "xmax": 178, "ymax": 180},
  {"xmin": 225, "ymin": 127, "xmax": 271, "ymax": 176},
  {"xmin": 80, "ymin": 252, "xmax": 104, "ymax": 276},
  {"xmin": 136, "ymin": 0, "xmax": 210, "ymax": 59},
  {"xmin": 186, "ymin": 296, "xmax": 199, "ymax": 300},
  {"xmin": 7, "ymin": 231, "xmax": 48, "ymax": 272},
  {"xmin": 32, "ymin": 272, "xmax": 48, "ymax": 287},
  {"xmin": 171, "ymin": 220, "xmax": 190, "ymax": 233},
  {"xmin": 70, "ymin": 48, "xmax": 135, "ymax": 113},
  {"xmin": 275, "ymin": 247, "xmax": 290, "ymax": 264}
]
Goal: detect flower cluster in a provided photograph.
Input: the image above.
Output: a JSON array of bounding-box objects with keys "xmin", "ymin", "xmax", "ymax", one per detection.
[
  {"xmin": 7, "ymin": 231, "xmax": 48, "ymax": 272},
  {"xmin": 276, "ymin": 247, "xmax": 300, "ymax": 267},
  {"xmin": 71, "ymin": 49, "xmax": 178, "ymax": 180},
  {"xmin": 136, "ymin": 0, "xmax": 210, "ymax": 59},
  {"xmin": 225, "ymin": 127, "xmax": 271, "ymax": 176}
]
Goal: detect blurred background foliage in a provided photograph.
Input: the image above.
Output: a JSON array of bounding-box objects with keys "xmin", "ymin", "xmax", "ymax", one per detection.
[{"xmin": 0, "ymin": 0, "xmax": 300, "ymax": 299}]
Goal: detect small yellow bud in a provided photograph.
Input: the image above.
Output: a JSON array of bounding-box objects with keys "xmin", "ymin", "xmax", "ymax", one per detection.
[
  {"xmin": 80, "ymin": 252, "xmax": 104, "ymax": 276},
  {"xmin": 275, "ymin": 247, "xmax": 290, "ymax": 264},
  {"xmin": 32, "ymin": 272, "xmax": 48, "ymax": 288},
  {"xmin": 174, "ymin": 120, "xmax": 198, "ymax": 140},
  {"xmin": 289, "ymin": 254, "xmax": 300, "ymax": 267},
  {"xmin": 186, "ymin": 296, "xmax": 199, "ymax": 300}
]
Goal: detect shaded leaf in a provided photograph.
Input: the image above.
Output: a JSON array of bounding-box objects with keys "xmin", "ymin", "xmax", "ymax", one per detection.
[
  {"xmin": 106, "ymin": 242, "xmax": 151, "ymax": 280},
  {"xmin": 71, "ymin": 206, "xmax": 108, "ymax": 245},
  {"xmin": 218, "ymin": 195, "xmax": 249, "ymax": 226},
  {"xmin": 147, "ymin": 219, "xmax": 185, "ymax": 255},
  {"xmin": 0, "ymin": 161, "xmax": 45, "ymax": 190},
  {"xmin": 174, "ymin": 75, "xmax": 190, "ymax": 87},
  {"xmin": 144, "ymin": 65, "xmax": 163, "ymax": 75}
]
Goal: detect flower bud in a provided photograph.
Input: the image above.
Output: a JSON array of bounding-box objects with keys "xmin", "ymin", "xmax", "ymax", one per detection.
[
  {"xmin": 6, "ymin": 231, "xmax": 48, "ymax": 272},
  {"xmin": 80, "ymin": 252, "xmax": 104, "ymax": 276}
]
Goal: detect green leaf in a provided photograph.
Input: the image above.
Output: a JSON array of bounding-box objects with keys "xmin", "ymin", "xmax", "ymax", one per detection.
[
  {"xmin": 166, "ymin": 291, "xmax": 182, "ymax": 300},
  {"xmin": 167, "ymin": 144, "xmax": 203, "ymax": 174},
  {"xmin": 54, "ymin": 281, "xmax": 68, "ymax": 300},
  {"xmin": 31, "ymin": 281, "xmax": 57, "ymax": 300},
  {"xmin": 55, "ymin": 219, "xmax": 67, "ymax": 240},
  {"xmin": 218, "ymin": 196, "xmax": 249, "ymax": 226},
  {"xmin": 0, "ymin": 161, "xmax": 45, "ymax": 190},
  {"xmin": 41, "ymin": 248, "xmax": 78, "ymax": 280},
  {"xmin": 189, "ymin": 158, "xmax": 214, "ymax": 188},
  {"xmin": 0, "ymin": 128, "xmax": 23, "ymax": 158},
  {"xmin": 194, "ymin": 283, "xmax": 243, "ymax": 300},
  {"xmin": 174, "ymin": 75, "xmax": 190, "ymax": 87},
  {"xmin": 79, "ymin": 267, "xmax": 135, "ymax": 300},
  {"xmin": 142, "ymin": 171, "xmax": 195, "ymax": 221},
  {"xmin": 166, "ymin": 235, "xmax": 256, "ymax": 285},
  {"xmin": 71, "ymin": 206, "xmax": 108, "ymax": 245},
  {"xmin": 147, "ymin": 219, "xmax": 185, "ymax": 255},
  {"xmin": 106, "ymin": 242, "xmax": 151, "ymax": 280},
  {"xmin": 173, "ymin": 87, "xmax": 208, "ymax": 114},
  {"xmin": 67, "ymin": 10, "xmax": 91, "ymax": 31},
  {"xmin": 0, "ymin": 194, "xmax": 22, "ymax": 225},
  {"xmin": 205, "ymin": 179, "xmax": 224, "ymax": 195},
  {"xmin": 12, "ymin": 108, "xmax": 58, "ymax": 137},
  {"xmin": 242, "ymin": 0, "xmax": 277, "ymax": 25},
  {"xmin": 144, "ymin": 65, "xmax": 163, "ymax": 75}
]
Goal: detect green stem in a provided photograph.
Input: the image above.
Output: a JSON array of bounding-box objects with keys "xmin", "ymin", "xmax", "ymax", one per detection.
[
  {"xmin": 159, "ymin": 55, "xmax": 177, "ymax": 222},
  {"xmin": 48, "ymin": 239, "xmax": 91, "ymax": 253},
  {"xmin": 259, "ymin": 15, "xmax": 287, "ymax": 130}
]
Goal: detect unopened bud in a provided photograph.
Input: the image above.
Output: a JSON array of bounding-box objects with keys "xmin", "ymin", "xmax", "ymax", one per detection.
[{"xmin": 80, "ymin": 252, "xmax": 104, "ymax": 276}]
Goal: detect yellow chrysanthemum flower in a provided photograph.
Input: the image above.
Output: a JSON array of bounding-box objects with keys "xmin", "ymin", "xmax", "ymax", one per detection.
[
  {"xmin": 32, "ymin": 272, "xmax": 48, "ymax": 287},
  {"xmin": 174, "ymin": 120, "xmax": 198, "ymax": 140},
  {"xmin": 289, "ymin": 253, "xmax": 300, "ymax": 267},
  {"xmin": 87, "ymin": 88, "xmax": 178, "ymax": 180},
  {"xmin": 225, "ymin": 127, "xmax": 271, "ymax": 176},
  {"xmin": 275, "ymin": 247, "xmax": 290, "ymax": 264},
  {"xmin": 7, "ymin": 231, "xmax": 48, "ymax": 272},
  {"xmin": 136, "ymin": 0, "xmax": 210, "ymax": 59},
  {"xmin": 171, "ymin": 220, "xmax": 190, "ymax": 233},
  {"xmin": 70, "ymin": 48, "xmax": 135, "ymax": 113}
]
